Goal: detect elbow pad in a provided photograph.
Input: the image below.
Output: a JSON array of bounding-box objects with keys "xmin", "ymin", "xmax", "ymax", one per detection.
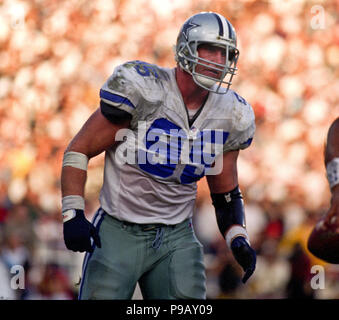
[{"xmin": 210, "ymin": 185, "xmax": 249, "ymax": 247}]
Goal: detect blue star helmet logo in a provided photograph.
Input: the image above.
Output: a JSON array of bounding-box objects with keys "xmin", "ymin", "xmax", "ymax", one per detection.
[{"xmin": 182, "ymin": 19, "xmax": 200, "ymax": 41}]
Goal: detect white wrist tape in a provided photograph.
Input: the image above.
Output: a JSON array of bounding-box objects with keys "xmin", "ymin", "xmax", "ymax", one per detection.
[
  {"xmin": 62, "ymin": 195, "xmax": 85, "ymax": 212},
  {"xmin": 326, "ymin": 158, "xmax": 339, "ymax": 189},
  {"xmin": 225, "ymin": 225, "xmax": 250, "ymax": 248},
  {"xmin": 63, "ymin": 151, "xmax": 88, "ymax": 171}
]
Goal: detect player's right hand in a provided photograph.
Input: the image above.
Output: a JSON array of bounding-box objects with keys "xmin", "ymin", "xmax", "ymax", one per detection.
[{"xmin": 63, "ymin": 209, "xmax": 101, "ymax": 253}]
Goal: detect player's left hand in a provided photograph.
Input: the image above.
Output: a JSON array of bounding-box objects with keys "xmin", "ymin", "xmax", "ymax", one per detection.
[{"xmin": 231, "ymin": 236, "xmax": 256, "ymax": 283}]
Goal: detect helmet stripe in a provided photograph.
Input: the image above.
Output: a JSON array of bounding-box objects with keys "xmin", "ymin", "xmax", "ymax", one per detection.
[
  {"xmin": 212, "ymin": 13, "xmax": 224, "ymax": 37},
  {"xmin": 225, "ymin": 18, "xmax": 234, "ymax": 40}
]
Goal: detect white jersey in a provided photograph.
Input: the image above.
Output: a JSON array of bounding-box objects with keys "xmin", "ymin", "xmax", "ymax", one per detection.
[{"xmin": 99, "ymin": 61, "xmax": 255, "ymax": 224}]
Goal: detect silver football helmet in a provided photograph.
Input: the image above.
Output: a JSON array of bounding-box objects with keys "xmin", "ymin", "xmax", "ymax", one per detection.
[{"xmin": 175, "ymin": 12, "xmax": 239, "ymax": 94}]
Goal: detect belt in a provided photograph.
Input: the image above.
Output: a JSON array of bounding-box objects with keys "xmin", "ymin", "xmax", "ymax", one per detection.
[
  {"xmin": 121, "ymin": 221, "xmax": 171, "ymax": 250},
  {"xmin": 103, "ymin": 210, "xmax": 177, "ymax": 250}
]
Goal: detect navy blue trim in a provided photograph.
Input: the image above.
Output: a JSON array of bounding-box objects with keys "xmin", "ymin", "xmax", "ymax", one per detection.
[
  {"xmin": 243, "ymin": 137, "xmax": 253, "ymax": 147},
  {"xmin": 213, "ymin": 13, "xmax": 224, "ymax": 37},
  {"xmin": 100, "ymin": 100, "xmax": 132, "ymax": 124},
  {"xmin": 78, "ymin": 208, "xmax": 106, "ymax": 300},
  {"xmin": 100, "ymin": 89, "xmax": 135, "ymax": 109},
  {"xmin": 211, "ymin": 186, "xmax": 246, "ymax": 237},
  {"xmin": 182, "ymin": 19, "xmax": 200, "ymax": 41}
]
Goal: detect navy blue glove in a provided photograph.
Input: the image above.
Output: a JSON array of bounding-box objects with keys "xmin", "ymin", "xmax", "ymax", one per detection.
[
  {"xmin": 63, "ymin": 209, "xmax": 101, "ymax": 253},
  {"xmin": 231, "ymin": 236, "xmax": 256, "ymax": 283}
]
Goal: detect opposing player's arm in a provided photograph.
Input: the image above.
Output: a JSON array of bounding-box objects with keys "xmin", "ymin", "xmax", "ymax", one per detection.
[
  {"xmin": 325, "ymin": 117, "xmax": 339, "ymax": 164},
  {"xmin": 324, "ymin": 117, "xmax": 339, "ymax": 225},
  {"xmin": 307, "ymin": 118, "xmax": 339, "ymax": 263},
  {"xmin": 206, "ymin": 150, "xmax": 256, "ymax": 283},
  {"xmin": 325, "ymin": 117, "xmax": 339, "ymax": 191}
]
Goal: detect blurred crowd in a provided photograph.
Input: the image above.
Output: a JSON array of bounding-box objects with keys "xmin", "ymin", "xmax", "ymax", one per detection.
[{"xmin": 0, "ymin": 0, "xmax": 339, "ymax": 299}]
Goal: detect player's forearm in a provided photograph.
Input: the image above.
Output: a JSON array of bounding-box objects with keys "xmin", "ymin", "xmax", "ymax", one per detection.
[
  {"xmin": 61, "ymin": 165, "xmax": 87, "ymax": 198},
  {"xmin": 206, "ymin": 150, "xmax": 249, "ymax": 244},
  {"xmin": 206, "ymin": 150, "xmax": 239, "ymax": 193},
  {"xmin": 61, "ymin": 147, "xmax": 90, "ymax": 212}
]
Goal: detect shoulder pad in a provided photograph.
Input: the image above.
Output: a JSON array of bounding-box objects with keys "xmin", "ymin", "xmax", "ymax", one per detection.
[
  {"xmin": 230, "ymin": 90, "xmax": 255, "ymax": 132},
  {"xmin": 105, "ymin": 62, "xmax": 141, "ymax": 93},
  {"xmin": 109, "ymin": 60, "xmax": 168, "ymax": 85},
  {"xmin": 105, "ymin": 60, "xmax": 169, "ymax": 102},
  {"xmin": 122, "ymin": 60, "xmax": 163, "ymax": 79}
]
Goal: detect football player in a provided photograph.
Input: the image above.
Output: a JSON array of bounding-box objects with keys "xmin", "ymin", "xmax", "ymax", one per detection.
[{"xmin": 61, "ymin": 12, "xmax": 256, "ymax": 299}]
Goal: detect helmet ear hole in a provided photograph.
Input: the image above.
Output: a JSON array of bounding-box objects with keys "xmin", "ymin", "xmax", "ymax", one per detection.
[
  {"xmin": 182, "ymin": 47, "xmax": 189, "ymax": 56},
  {"xmin": 228, "ymin": 48, "xmax": 239, "ymax": 64},
  {"xmin": 229, "ymin": 50, "xmax": 235, "ymax": 62},
  {"xmin": 176, "ymin": 43, "xmax": 193, "ymax": 73}
]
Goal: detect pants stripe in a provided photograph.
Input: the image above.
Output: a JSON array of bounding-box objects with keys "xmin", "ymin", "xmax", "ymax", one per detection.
[{"xmin": 78, "ymin": 208, "xmax": 105, "ymax": 300}]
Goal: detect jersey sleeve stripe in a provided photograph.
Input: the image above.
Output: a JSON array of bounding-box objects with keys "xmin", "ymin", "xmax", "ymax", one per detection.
[{"xmin": 100, "ymin": 89, "xmax": 136, "ymax": 109}]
